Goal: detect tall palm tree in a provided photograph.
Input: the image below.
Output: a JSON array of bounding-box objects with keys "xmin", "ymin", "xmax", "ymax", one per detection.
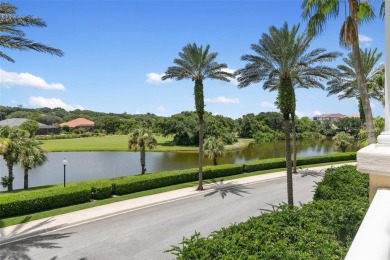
[
  {"xmin": 0, "ymin": 2, "xmax": 63, "ymax": 62},
  {"xmin": 162, "ymin": 43, "xmax": 234, "ymax": 191},
  {"xmin": 302, "ymin": 0, "xmax": 377, "ymax": 144},
  {"xmin": 327, "ymin": 48, "xmax": 383, "ymax": 122},
  {"xmin": 236, "ymin": 22, "xmax": 339, "ymax": 207},
  {"xmin": 203, "ymin": 136, "xmax": 225, "ymax": 165},
  {"xmin": 0, "ymin": 127, "xmax": 27, "ymax": 191},
  {"xmin": 128, "ymin": 128, "xmax": 157, "ymax": 175},
  {"xmin": 18, "ymin": 138, "xmax": 47, "ymax": 189}
]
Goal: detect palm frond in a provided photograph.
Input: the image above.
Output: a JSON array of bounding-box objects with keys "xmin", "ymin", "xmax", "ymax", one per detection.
[{"xmin": 339, "ymin": 16, "xmax": 357, "ymax": 48}]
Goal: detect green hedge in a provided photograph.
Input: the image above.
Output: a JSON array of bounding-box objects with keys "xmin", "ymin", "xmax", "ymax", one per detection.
[
  {"xmin": 0, "ymin": 184, "xmax": 91, "ymax": 218},
  {"xmin": 168, "ymin": 165, "xmax": 368, "ymax": 259},
  {"xmin": 243, "ymin": 152, "xmax": 356, "ymax": 173}
]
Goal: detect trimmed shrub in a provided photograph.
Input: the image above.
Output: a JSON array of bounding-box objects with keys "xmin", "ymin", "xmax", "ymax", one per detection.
[
  {"xmin": 0, "ymin": 184, "xmax": 91, "ymax": 218},
  {"xmin": 204, "ymin": 164, "xmax": 244, "ymax": 179},
  {"xmin": 242, "ymin": 152, "xmax": 356, "ymax": 173},
  {"xmin": 314, "ymin": 165, "xmax": 369, "ymax": 201},
  {"xmin": 88, "ymin": 180, "xmax": 114, "ymax": 200},
  {"xmin": 296, "ymin": 152, "xmax": 356, "ymax": 166},
  {"xmin": 244, "ymin": 158, "xmax": 286, "ymax": 172}
]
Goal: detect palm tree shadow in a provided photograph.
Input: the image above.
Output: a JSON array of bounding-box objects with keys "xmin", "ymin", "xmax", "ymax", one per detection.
[
  {"xmin": 298, "ymin": 168, "xmax": 325, "ymax": 178},
  {"xmin": 203, "ymin": 180, "xmax": 252, "ymax": 199},
  {"xmin": 0, "ymin": 232, "xmax": 75, "ymax": 260},
  {"xmin": 0, "ymin": 216, "xmax": 56, "ymax": 238}
]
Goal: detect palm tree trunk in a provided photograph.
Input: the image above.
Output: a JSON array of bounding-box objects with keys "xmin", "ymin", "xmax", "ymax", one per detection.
[
  {"xmin": 24, "ymin": 168, "xmax": 29, "ymax": 190},
  {"xmin": 350, "ymin": 0, "xmax": 376, "ymax": 144},
  {"xmin": 357, "ymin": 97, "xmax": 366, "ymax": 124},
  {"xmin": 283, "ymin": 116, "xmax": 294, "ymax": 207},
  {"xmin": 213, "ymin": 156, "xmax": 217, "ymax": 165},
  {"xmin": 291, "ymin": 113, "xmax": 297, "ymax": 173},
  {"xmin": 195, "ymin": 79, "xmax": 205, "ymax": 191},
  {"xmin": 140, "ymin": 146, "xmax": 146, "ymax": 174},
  {"xmin": 7, "ymin": 160, "xmax": 13, "ymax": 191}
]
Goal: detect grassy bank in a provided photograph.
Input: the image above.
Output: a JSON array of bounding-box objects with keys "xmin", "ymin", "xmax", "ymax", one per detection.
[{"xmin": 41, "ymin": 135, "xmax": 254, "ymax": 152}]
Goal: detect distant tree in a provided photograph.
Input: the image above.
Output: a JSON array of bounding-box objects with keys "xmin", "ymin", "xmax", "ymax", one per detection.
[
  {"xmin": 128, "ymin": 128, "xmax": 157, "ymax": 174},
  {"xmin": 162, "ymin": 43, "xmax": 234, "ymax": 190},
  {"xmin": 333, "ymin": 132, "xmax": 354, "ymax": 152},
  {"xmin": 334, "ymin": 118, "xmax": 361, "ymax": 137},
  {"xmin": 0, "ymin": 2, "xmax": 64, "ymax": 62},
  {"xmin": 19, "ymin": 120, "xmax": 39, "ymax": 137},
  {"xmin": 203, "ymin": 137, "xmax": 225, "ymax": 165},
  {"xmin": 6, "ymin": 111, "xmax": 32, "ymax": 119},
  {"xmin": 95, "ymin": 116, "xmax": 122, "ymax": 134},
  {"xmin": 18, "ymin": 138, "xmax": 47, "ymax": 189}
]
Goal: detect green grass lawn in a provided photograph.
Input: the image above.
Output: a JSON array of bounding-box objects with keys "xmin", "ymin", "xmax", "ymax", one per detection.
[{"xmin": 41, "ymin": 135, "xmax": 254, "ymax": 152}]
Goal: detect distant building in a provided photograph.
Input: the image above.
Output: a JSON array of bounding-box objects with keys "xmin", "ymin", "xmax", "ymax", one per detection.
[
  {"xmin": 313, "ymin": 113, "xmax": 360, "ymax": 121},
  {"xmin": 59, "ymin": 118, "xmax": 95, "ymax": 130},
  {"xmin": 0, "ymin": 118, "xmax": 60, "ymax": 135}
]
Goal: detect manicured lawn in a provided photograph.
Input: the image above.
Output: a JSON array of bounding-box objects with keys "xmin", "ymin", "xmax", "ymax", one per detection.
[{"xmin": 40, "ymin": 135, "xmax": 254, "ymax": 152}]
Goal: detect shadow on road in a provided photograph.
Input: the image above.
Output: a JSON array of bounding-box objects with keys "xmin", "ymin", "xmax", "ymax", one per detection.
[
  {"xmin": 0, "ymin": 232, "xmax": 74, "ymax": 260},
  {"xmin": 0, "ymin": 217, "xmax": 56, "ymax": 239},
  {"xmin": 204, "ymin": 180, "xmax": 252, "ymax": 199},
  {"xmin": 298, "ymin": 168, "xmax": 324, "ymax": 178}
]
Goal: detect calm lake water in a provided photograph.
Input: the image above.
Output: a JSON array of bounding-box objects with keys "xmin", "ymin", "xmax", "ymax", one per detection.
[{"xmin": 0, "ymin": 139, "xmax": 358, "ymax": 190}]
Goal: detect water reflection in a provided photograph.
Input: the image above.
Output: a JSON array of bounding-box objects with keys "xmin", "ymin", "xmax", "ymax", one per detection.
[{"xmin": 0, "ymin": 140, "xmax": 358, "ymax": 190}]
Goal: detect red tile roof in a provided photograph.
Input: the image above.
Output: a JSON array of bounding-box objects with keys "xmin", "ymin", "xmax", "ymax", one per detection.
[{"xmin": 60, "ymin": 118, "xmax": 94, "ymax": 128}]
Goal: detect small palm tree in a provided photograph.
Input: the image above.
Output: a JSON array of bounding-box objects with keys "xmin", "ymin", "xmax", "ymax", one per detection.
[
  {"xmin": 333, "ymin": 132, "xmax": 354, "ymax": 152},
  {"xmin": 18, "ymin": 139, "xmax": 47, "ymax": 189},
  {"xmin": 302, "ymin": 0, "xmax": 377, "ymax": 144},
  {"xmin": 128, "ymin": 128, "xmax": 157, "ymax": 175},
  {"xmin": 162, "ymin": 43, "xmax": 234, "ymax": 190},
  {"xmin": 0, "ymin": 127, "xmax": 28, "ymax": 191},
  {"xmin": 203, "ymin": 137, "xmax": 225, "ymax": 165},
  {"xmin": 327, "ymin": 48, "xmax": 383, "ymax": 122},
  {"xmin": 236, "ymin": 22, "xmax": 339, "ymax": 207},
  {"xmin": 0, "ymin": 2, "xmax": 63, "ymax": 63}
]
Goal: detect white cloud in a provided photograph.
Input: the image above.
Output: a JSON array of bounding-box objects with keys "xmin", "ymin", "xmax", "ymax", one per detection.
[
  {"xmin": 222, "ymin": 68, "xmax": 238, "ymax": 86},
  {"xmin": 313, "ymin": 110, "xmax": 322, "ymax": 116},
  {"xmin": 261, "ymin": 101, "xmax": 276, "ymax": 109},
  {"xmin": 0, "ymin": 69, "xmax": 65, "ymax": 90},
  {"xmin": 28, "ymin": 96, "xmax": 84, "ymax": 111},
  {"xmin": 359, "ymin": 34, "xmax": 373, "ymax": 47},
  {"xmin": 205, "ymin": 96, "xmax": 240, "ymax": 104},
  {"xmin": 370, "ymin": 102, "xmax": 377, "ymax": 109},
  {"xmin": 295, "ymin": 111, "xmax": 308, "ymax": 118},
  {"xmin": 146, "ymin": 72, "xmax": 171, "ymax": 84}
]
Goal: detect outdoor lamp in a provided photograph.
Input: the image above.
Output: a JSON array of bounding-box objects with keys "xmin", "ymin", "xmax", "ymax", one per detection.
[{"xmin": 63, "ymin": 158, "xmax": 67, "ymax": 187}]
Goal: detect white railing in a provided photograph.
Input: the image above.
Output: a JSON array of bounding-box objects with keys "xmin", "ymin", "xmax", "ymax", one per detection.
[{"xmin": 345, "ymin": 189, "xmax": 390, "ymax": 260}]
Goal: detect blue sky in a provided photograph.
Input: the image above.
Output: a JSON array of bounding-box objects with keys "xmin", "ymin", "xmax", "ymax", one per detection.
[{"xmin": 0, "ymin": 0, "xmax": 385, "ymax": 119}]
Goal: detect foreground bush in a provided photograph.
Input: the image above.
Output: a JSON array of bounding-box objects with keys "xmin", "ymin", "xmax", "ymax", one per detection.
[{"xmin": 168, "ymin": 165, "xmax": 368, "ymax": 259}]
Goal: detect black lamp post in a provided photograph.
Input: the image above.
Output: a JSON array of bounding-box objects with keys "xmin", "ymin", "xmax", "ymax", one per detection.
[{"xmin": 63, "ymin": 158, "xmax": 67, "ymax": 187}]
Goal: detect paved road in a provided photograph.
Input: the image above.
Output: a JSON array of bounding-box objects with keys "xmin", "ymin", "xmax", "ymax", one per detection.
[{"xmin": 0, "ymin": 172, "xmax": 323, "ymax": 260}]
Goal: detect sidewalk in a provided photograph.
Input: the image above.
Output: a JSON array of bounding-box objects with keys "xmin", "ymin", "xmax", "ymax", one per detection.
[{"xmin": 0, "ymin": 162, "xmax": 355, "ymax": 245}]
